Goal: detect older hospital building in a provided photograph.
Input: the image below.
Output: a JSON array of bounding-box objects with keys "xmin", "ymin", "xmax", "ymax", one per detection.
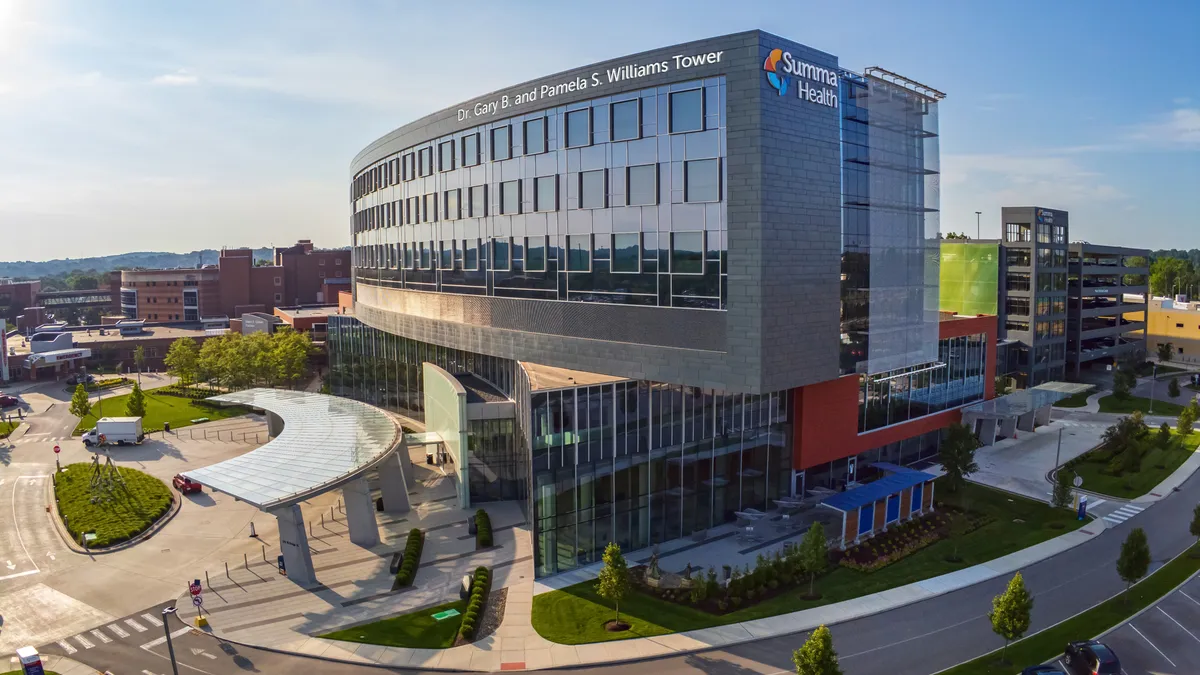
[{"xmin": 330, "ymin": 31, "xmax": 1003, "ymax": 577}]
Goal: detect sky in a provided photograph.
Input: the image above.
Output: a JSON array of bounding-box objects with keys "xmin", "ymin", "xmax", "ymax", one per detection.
[{"xmin": 1, "ymin": 0, "xmax": 1197, "ymax": 261}]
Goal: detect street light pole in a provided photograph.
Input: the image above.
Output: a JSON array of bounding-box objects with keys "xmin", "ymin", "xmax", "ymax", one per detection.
[
  {"xmin": 162, "ymin": 606, "xmax": 180, "ymax": 675},
  {"xmin": 1054, "ymin": 426, "xmax": 1064, "ymax": 470},
  {"xmin": 1150, "ymin": 363, "xmax": 1157, "ymax": 415},
  {"xmin": 975, "ymin": 211, "xmax": 982, "ymax": 240}
]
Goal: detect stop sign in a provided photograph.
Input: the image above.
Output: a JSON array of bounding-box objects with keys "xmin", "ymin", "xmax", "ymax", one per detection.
[{"xmin": 53, "ymin": 445, "xmax": 60, "ymax": 454}]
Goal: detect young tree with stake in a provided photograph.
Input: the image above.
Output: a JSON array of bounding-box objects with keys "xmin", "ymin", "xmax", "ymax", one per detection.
[
  {"xmin": 596, "ymin": 542, "xmax": 629, "ymax": 629},
  {"xmin": 989, "ymin": 572, "xmax": 1033, "ymax": 665},
  {"xmin": 939, "ymin": 423, "xmax": 981, "ymax": 509},
  {"xmin": 1190, "ymin": 504, "xmax": 1200, "ymax": 557},
  {"xmin": 69, "ymin": 383, "xmax": 91, "ymax": 420},
  {"xmin": 1116, "ymin": 527, "xmax": 1151, "ymax": 602},
  {"xmin": 799, "ymin": 522, "xmax": 827, "ymax": 598},
  {"xmin": 125, "ymin": 382, "xmax": 146, "ymax": 418},
  {"xmin": 792, "ymin": 625, "xmax": 842, "ymax": 675}
]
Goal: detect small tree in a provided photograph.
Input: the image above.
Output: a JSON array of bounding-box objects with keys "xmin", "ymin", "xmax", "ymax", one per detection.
[
  {"xmin": 947, "ymin": 514, "xmax": 971, "ymax": 562},
  {"xmin": 69, "ymin": 383, "xmax": 91, "ymax": 419},
  {"xmin": 1157, "ymin": 422, "xmax": 1173, "ymax": 448},
  {"xmin": 1169, "ymin": 378, "xmax": 1182, "ymax": 399},
  {"xmin": 1116, "ymin": 527, "xmax": 1151, "ymax": 601},
  {"xmin": 1052, "ymin": 469, "xmax": 1073, "ymax": 509},
  {"xmin": 792, "ymin": 625, "xmax": 843, "ymax": 675},
  {"xmin": 1112, "ymin": 358, "xmax": 1138, "ymax": 400},
  {"xmin": 994, "ymin": 376, "xmax": 1011, "ymax": 397},
  {"xmin": 596, "ymin": 542, "xmax": 629, "ymax": 627},
  {"xmin": 1190, "ymin": 504, "xmax": 1200, "ymax": 555},
  {"xmin": 133, "ymin": 345, "xmax": 146, "ymax": 385},
  {"xmin": 939, "ymin": 423, "xmax": 981, "ymax": 507},
  {"xmin": 125, "ymin": 382, "xmax": 146, "ymax": 418},
  {"xmin": 1158, "ymin": 342, "xmax": 1174, "ymax": 365},
  {"xmin": 1179, "ymin": 404, "xmax": 1196, "ymax": 436},
  {"xmin": 799, "ymin": 522, "xmax": 827, "ymax": 597},
  {"xmin": 989, "ymin": 572, "xmax": 1033, "ymax": 665}
]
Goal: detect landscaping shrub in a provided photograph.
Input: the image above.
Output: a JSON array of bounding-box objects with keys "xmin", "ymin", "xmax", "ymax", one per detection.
[
  {"xmin": 85, "ymin": 377, "xmax": 133, "ymax": 393},
  {"xmin": 458, "ymin": 566, "xmax": 492, "ymax": 641},
  {"xmin": 475, "ymin": 509, "xmax": 493, "ymax": 549},
  {"xmin": 395, "ymin": 528, "xmax": 424, "ymax": 587}
]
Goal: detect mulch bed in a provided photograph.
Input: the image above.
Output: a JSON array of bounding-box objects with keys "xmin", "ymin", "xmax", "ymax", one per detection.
[{"xmin": 454, "ymin": 586, "xmax": 507, "ymax": 646}]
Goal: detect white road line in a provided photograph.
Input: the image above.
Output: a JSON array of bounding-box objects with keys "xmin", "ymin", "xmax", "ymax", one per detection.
[
  {"xmin": 90, "ymin": 628, "xmax": 112, "ymax": 644},
  {"xmin": 56, "ymin": 640, "xmax": 77, "ymax": 655},
  {"xmin": 1089, "ymin": 498, "xmax": 1108, "ymax": 510},
  {"xmin": 1158, "ymin": 606, "xmax": 1200, "ymax": 644},
  {"xmin": 143, "ymin": 670, "xmax": 160, "ymax": 675},
  {"xmin": 0, "ymin": 568, "xmax": 38, "ymax": 581},
  {"xmin": 9, "ymin": 475, "xmax": 40, "ymax": 577},
  {"xmin": 73, "ymin": 634, "xmax": 94, "ymax": 649},
  {"xmin": 141, "ymin": 612, "xmax": 163, "ymax": 627},
  {"xmin": 1129, "ymin": 622, "xmax": 1176, "ymax": 667},
  {"xmin": 125, "ymin": 618, "xmax": 148, "ymax": 632},
  {"xmin": 1180, "ymin": 589, "xmax": 1200, "ymax": 607},
  {"xmin": 106, "ymin": 622, "xmax": 130, "ymax": 638},
  {"xmin": 140, "ymin": 626, "xmax": 191, "ymax": 650}
]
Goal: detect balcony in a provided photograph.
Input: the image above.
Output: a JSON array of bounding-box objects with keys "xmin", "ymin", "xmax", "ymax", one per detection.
[{"xmin": 1079, "ymin": 321, "xmax": 1145, "ymax": 341}]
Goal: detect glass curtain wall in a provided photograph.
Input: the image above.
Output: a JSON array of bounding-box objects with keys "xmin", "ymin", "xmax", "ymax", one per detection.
[
  {"xmin": 531, "ymin": 383, "xmax": 790, "ymax": 576},
  {"xmin": 858, "ymin": 332, "xmax": 987, "ymax": 432}
]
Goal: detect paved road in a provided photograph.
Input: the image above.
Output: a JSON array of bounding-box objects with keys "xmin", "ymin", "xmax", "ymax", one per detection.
[{"xmin": 1099, "ymin": 573, "xmax": 1200, "ymax": 675}]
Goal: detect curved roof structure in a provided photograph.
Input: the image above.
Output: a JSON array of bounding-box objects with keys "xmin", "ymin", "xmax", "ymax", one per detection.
[{"xmin": 182, "ymin": 389, "xmax": 401, "ymax": 510}]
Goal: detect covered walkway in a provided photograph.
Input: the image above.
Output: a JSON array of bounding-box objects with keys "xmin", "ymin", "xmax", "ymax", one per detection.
[
  {"xmin": 182, "ymin": 388, "xmax": 413, "ymax": 583},
  {"xmin": 961, "ymin": 381, "xmax": 1092, "ymax": 445}
]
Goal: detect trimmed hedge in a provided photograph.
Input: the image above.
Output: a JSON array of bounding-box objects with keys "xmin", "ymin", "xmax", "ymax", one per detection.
[
  {"xmin": 475, "ymin": 509, "xmax": 493, "ymax": 549},
  {"xmin": 395, "ymin": 528, "xmax": 424, "ymax": 587},
  {"xmin": 84, "ymin": 377, "xmax": 133, "ymax": 392},
  {"xmin": 458, "ymin": 566, "xmax": 492, "ymax": 641}
]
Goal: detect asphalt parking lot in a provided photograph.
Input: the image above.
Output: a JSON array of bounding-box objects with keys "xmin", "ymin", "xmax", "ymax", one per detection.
[{"xmin": 1079, "ymin": 573, "xmax": 1200, "ymax": 674}]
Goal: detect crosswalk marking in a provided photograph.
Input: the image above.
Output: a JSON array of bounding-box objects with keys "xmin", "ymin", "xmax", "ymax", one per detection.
[
  {"xmin": 106, "ymin": 623, "xmax": 130, "ymax": 638},
  {"xmin": 1088, "ymin": 498, "xmax": 1107, "ymax": 510},
  {"xmin": 90, "ymin": 628, "xmax": 112, "ymax": 643},
  {"xmin": 125, "ymin": 617, "xmax": 148, "ymax": 632},
  {"xmin": 56, "ymin": 639, "xmax": 77, "ymax": 655},
  {"xmin": 1104, "ymin": 504, "xmax": 1145, "ymax": 525},
  {"xmin": 73, "ymin": 634, "xmax": 94, "ymax": 649},
  {"xmin": 140, "ymin": 626, "xmax": 191, "ymax": 650},
  {"xmin": 141, "ymin": 612, "xmax": 163, "ymax": 627}
]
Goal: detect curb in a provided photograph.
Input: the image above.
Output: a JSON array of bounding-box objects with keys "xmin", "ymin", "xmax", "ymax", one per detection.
[{"xmin": 46, "ymin": 473, "xmax": 184, "ymax": 555}]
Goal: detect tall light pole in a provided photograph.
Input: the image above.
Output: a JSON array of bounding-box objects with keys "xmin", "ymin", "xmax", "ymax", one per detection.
[
  {"xmin": 162, "ymin": 606, "xmax": 180, "ymax": 675},
  {"xmin": 975, "ymin": 211, "xmax": 982, "ymax": 239}
]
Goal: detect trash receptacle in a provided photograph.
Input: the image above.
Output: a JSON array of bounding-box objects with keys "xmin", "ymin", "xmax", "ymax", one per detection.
[
  {"xmin": 163, "ymin": 422, "xmax": 170, "ymax": 433},
  {"xmin": 277, "ymin": 554, "xmax": 286, "ymax": 576}
]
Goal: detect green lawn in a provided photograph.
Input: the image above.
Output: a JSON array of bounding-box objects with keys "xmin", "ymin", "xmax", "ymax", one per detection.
[
  {"xmin": 1069, "ymin": 430, "xmax": 1200, "ymax": 499},
  {"xmin": 320, "ymin": 599, "xmax": 466, "ymax": 648},
  {"xmin": 54, "ymin": 462, "xmax": 173, "ymax": 548},
  {"xmin": 1053, "ymin": 391, "xmax": 1092, "ymax": 408},
  {"xmin": 1097, "ymin": 394, "xmax": 1187, "ymax": 416},
  {"xmin": 1137, "ymin": 362, "xmax": 1186, "ymax": 377},
  {"xmin": 940, "ymin": 542, "xmax": 1200, "ymax": 674},
  {"xmin": 0, "ymin": 420, "xmax": 16, "ymax": 438},
  {"xmin": 532, "ymin": 481, "xmax": 1083, "ymax": 645},
  {"xmin": 73, "ymin": 390, "xmax": 249, "ymax": 434}
]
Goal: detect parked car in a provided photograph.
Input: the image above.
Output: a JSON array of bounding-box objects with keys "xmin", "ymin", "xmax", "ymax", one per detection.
[
  {"xmin": 172, "ymin": 475, "xmax": 202, "ymax": 494},
  {"xmin": 0, "ymin": 394, "xmax": 18, "ymax": 408},
  {"xmin": 1021, "ymin": 666, "xmax": 1065, "ymax": 675},
  {"xmin": 66, "ymin": 373, "xmax": 95, "ymax": 385},
  {"xmin": 1064, "ymin": 641, "xmax": 1121, "ymax": 675}
]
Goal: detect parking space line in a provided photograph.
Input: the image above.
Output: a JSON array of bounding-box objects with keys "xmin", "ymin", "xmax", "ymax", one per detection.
[
  {"xmin": 1180, "ymin": 589, "xmax": 1200, "ymax": 608},
  {"xmin": 1158, "ymin": 606, "xmax": 1200, "ymax": 644},
  {"xmin": 1129, "ymin": 623, "xmax": 1177, "ymax": 667}
]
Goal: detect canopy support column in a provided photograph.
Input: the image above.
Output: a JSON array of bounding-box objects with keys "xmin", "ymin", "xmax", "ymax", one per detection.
[
  {"xmin": 271, "ymin": 504, "xmax": 315, "ymax": 584},
  {"xmin": 343, "ymin": 477, "xmax": 379, "ymax": 547},
  {"xmin": 379, "ymin": 451, "xmax": 411, "ymax": 514}
]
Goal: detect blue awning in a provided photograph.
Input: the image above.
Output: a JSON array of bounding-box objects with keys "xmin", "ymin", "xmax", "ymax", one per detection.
[{"xmin": 821, "ymin": 470, "xmax": 936, "ymax": 513}]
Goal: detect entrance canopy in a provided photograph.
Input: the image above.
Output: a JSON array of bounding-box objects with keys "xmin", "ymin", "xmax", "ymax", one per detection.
[
  {"xmin": 182, "ymin": 389, "xmax": 401, "ymax": 509},
  {"xmin": 961, "ymin": 382, "xmax": 1092, "ymax": 420}
]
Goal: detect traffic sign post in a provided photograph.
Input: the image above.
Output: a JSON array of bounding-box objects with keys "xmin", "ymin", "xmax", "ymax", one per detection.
[{"xmin": 53, "ymin": 445, "xmax": 61, "ymax": 473}]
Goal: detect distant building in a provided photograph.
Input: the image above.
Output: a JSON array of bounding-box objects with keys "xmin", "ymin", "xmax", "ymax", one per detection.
[
  {"xmin": 0, "ymin": 278, "xmax": 41, "ymax": 325},
  {"xmin": 4, "ymin": 322, "xmax": 223, "ymax": 381},
  {"xmin": 1142, "ymin": 297, "xmax": 1200, "ymax": 365}
]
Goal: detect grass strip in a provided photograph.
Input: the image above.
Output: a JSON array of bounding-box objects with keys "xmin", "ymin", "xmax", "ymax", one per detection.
[
  {"xmin": 936, "ymin": 542, "xmax": 1200, "ymax": 675},
  {"xmin": 1052, "ymin": 391, "xmax": 1091, "ymax": 408},
  {"xmin": 1097, "ymin": 394, "xmax": 1186, "ymax": 416},
  {"xmin": 0, "ymin": 420, "xmax": 16, "ymax": 439},
  {"xmin": 73, "ymin": 389, "xmax": 249, "ymax": 434},
  {"xmin": 320, "ymin": 599, "xmax": 466, "ymax": 649},
  {"xmin": 1067, "ymin": 430, "xmax": 1200, "ymax": 499}
]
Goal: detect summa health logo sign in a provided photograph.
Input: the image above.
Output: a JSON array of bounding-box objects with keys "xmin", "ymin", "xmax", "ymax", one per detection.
[{"xmin": 762, "ymin": 48, "xmax": 839, "ymax": 109}]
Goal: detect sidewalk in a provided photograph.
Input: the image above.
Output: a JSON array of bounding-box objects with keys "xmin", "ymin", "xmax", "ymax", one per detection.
[{"xmin": 29, "ymin": 653, "xmax": 99, "ymax": 674}]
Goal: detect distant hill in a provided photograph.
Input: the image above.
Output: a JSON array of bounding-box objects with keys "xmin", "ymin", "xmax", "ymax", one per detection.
[{"xmin": 0, "ymin": 248, "xmax": 274, "ymax": 279}]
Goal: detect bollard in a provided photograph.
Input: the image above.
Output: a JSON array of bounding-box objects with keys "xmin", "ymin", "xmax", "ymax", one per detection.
[
  {"xmin": 330, "ymin": 505, "xmax": 335, "ymax": 521},
  {"xmin": 249, "ymin": 521, "xmax": 257, "ymax": 538},
  {"xmin": 205, "ymin": 570, "xmax": 210, "ymax": 588},
  {"xmin": 338, "ymin": 499, "xmax": 342, "ymax": 513},
  {"xmin": 309, "ymin": 521, "xmax": 313, "ymax": 536},
  {"xmin": 262, "ymin": 544, "xmax": 266, "ymax": 562},
  {"xmin": 244, "ymin": 553, "xmax": 248, "ymax": 569},
  {"xmin": 320, "ymin": 513, "xmax": 324, "ymax": 527},
  {"xmin": 225, "ymin": 561, "xmax": 230, "ymax": 578}
]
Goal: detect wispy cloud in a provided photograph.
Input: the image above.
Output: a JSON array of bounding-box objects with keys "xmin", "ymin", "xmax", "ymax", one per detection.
[
  {"xmin": 1129, "ymin": 108, "xmax": 1200, "ymax": 147},
  {"xmin": 152, "ymin": 70, "xmax": 198, "ymax": 86}
]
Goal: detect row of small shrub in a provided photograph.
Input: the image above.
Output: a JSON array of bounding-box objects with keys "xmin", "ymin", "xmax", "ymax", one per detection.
[
  {"xmin": 85, "ymin": 377, "xmax": 132, "ymax": 392},
  {"xmin": 475, "ymin": 509, "xmax": 493, "ymax": 549},
  {"xmin": 158, "ymin": 384, "xmax": 226, "ymax": 400},
  {"xmin": 458, "ymin": 566, "xmax": 491, "ymax": 640},
  {"xmin": 395, "ymin": 528, "xmax": 424, "ymax": 586}
]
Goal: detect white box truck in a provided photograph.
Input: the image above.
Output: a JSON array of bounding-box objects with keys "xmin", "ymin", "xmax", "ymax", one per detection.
[{"xmin": 81, "ymin": 417, "xmax": 144, "ymax": 446}]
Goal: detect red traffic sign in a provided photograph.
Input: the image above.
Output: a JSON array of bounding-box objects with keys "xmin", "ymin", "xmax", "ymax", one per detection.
[
  {"xmin": 53, "ymin": 445, "xmax": 60, "ymax": 454},
  {"xmin": 189, "ymin": 580, "xmax": 202, "ymax": 596}
]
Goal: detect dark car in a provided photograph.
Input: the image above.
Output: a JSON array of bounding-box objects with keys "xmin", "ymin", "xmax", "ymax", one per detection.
[
  {"xmin": 172, "ymin": 475, "xmax": 202, "ymax": 494},
  {"xmin": 1064, "ymin": 640, "xmax": 1121, "ymax": 675},
  {"xmin": 0, "ymin": 394, "xmax": 18, "ymax": 408},
  {"xmin": 1021, "ymin": 666, "xmax": 1065, "ymax": 675}
]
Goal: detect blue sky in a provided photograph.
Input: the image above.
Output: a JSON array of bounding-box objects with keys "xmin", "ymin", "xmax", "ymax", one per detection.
[{"xmin": 1, "ymin": 0, "xmax": 1197, "ymax": 261}]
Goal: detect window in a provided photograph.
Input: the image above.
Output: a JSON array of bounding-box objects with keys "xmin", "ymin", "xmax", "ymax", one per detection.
[
  {"xmin": 440, "ymin": 241, "xmax": 454, "ymax": 270},
  {"xmin": 524, "ymin": 118, "xmax": 546, "ymax": 154},
  {"xmin": 406, "ymin": 196, "xmax": 419, "ymax": 224},
  {"xmin": 462, "ymin": 133, "xmax": 480, "ymax": 167},
  {"xmin": 492, "ymin": 125, "xmax": 511, "ymax": 161},
  {"xmin": 444, "ymin": 189, "xmax": 461, "ymax": 220},
  {"xmin": 438, "ymin": 140, "xmax": 455, "ymax": 171},
  {"xmin": 389, "ymin": 158, "xmax": 399, "ymax": 184},
  {"xmin": 567, "ymin": 235, "xmax": 591, "ymax": 271},
  {"xmin": 1005, "ymin": 223, "xmax": 1031, "ymax": 242},
  {"xmin": 670, "ymin": 89, "xmax": 704, "ymax": 133},
  {"xmin": 418, "ymin": 147, "xmax": 433, "ymax": 176},
  {"xmin": 402, "ymin": 153, "xmax": 415, "ymax": 181},
  {"xmin": 492, "ymin": 238, "xmax": 510, "ymax": 271},
  {"xmin": 423, "ymin": 193, "xmax": 437, "ymax": 222},
  {"xmin": 1006, "ymin": 297, "xmax": 1030, "ymax": 316},
  {"xmin": 611, "ymin": 99, "xmax": 639, "ymax": 141},
  {"xmin": 336, "ymin": 258, "xmax": 343, "ymax": 266},
  {"xmin": 684, "ymin": 159, "xmax": 720, "ymax": 202},
  {"xmin": 274, "ymin": 293, "xmax": 282, "ymax": 303},
  {"xmin": 627, "ymin": 164, "xmax": 657, "ymax": 205},
  {"xmin": 580, "ymin": 170, "xmax": 606, "ymax": 209},
  {"xmin": 469, "ymin": 185, "xmax": 487, "ymax": 218},
  {"xmin": 612, "ymin": 233, "xmax": 640, "ymax": 273},
  {"xmin": 274, "ymin": 276, "xmax": 282, "ymax": 286},
  {"xmin": 421, "ymin": 241, "xmax": 433, "ymax": 269},
  {"xmin": 500, "ymin": 180, "xmax": 521, "ymax": 214},
  {"xmin": 403, "ymin": 242, "xmax": 413, "ymax": 268},
  {"xmin": 565, "ymin": 109, "xmax": 591, "ymax": 147},
  {"xmin": 463, "ymin": 239, "xmax": 479, "ymax": 270},
  {"xmin": 1053, "ymin": 225, "xmax": 1066, "ymax": 244},
  {"xmin": 535, "ymin": 176, "xmax": 557, "ymax": 212},
  {"xmin": 672, "ymin": 232, "xmax": 704, "ymax": 274},
  {"xmin": 525, "ymin": 236, "xmax": 546, "ymax": 272},
  {"xmin": 1006, "ymin": 319, "xmax": 1030, "ymax": 332}
]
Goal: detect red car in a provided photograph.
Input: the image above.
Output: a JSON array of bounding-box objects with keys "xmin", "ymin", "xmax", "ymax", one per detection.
[
  {"xmin": 172, "ymin": 475, "xmax": 202, "ymax": 494},
  {"xmin": 0, "ymin": 394, "xmax": 18, "ymax": 408}
]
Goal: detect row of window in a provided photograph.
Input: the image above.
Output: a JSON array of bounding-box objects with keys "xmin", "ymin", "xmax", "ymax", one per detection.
[
  {"xmin": 352, "ymin": 89, "xmax": 709, "ymax": 201},
  {"xmin": 352, "ymin": 161, "xmax": 719, "ymax": 233},
  {"xmin": 355, "ymin": 231, "xmax": 707, "ymax": 275}
]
